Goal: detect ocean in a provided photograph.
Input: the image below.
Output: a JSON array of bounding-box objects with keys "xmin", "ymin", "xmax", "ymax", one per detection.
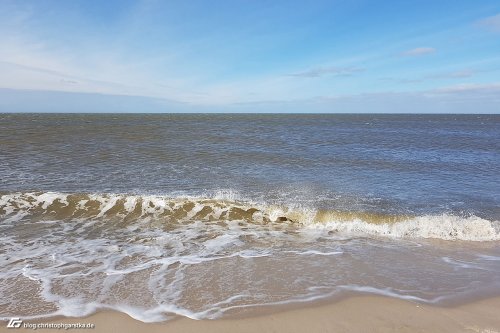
[{"xmin": 1, "ymin": 113, "xmax": 499, "ymax": 322}]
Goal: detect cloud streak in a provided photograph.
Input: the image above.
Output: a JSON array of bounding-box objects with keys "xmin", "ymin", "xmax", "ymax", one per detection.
[
  {"xmin": 428, "ymin": 83, "xmax": 500, "ymax": 96},
  {"xmin": 427, "ymin": 70, "xmax": 475, "ymax": 79},
  {"xmin": 382, "ymin": 69, "xmax": 476, "ymax": 84},
  {"xmin": 288, "ymin": 66, "xmax": 364, "ymax": 78},
  {"xmin": 228, "ymin": 83, "xmax": 500, "ymax": 113},
  {"xmin": 400, "ymin": 47, "xmax": 436, "ymax": 57}
]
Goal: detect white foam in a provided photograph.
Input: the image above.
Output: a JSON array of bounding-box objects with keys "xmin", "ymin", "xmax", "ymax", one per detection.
[
  {"xmin": 95, "ymin": 196, "xmax": 120, "ymax": 218},
  {"xmin": 203, "ymin": 233, "xmax": 243, "ymax": 252},
  {"xmin": 36, "ymin": 192, "xmax": 68, "ymax": 210},
  {"xmin": 477, "ymin": 254, "xmax": 500, "ymax": 261},
  {"xmin": 305, "ymin": 214, "xmax": 500, "ymax": 241},
  {"xmin": 123, "ymin": 196, "xmax": 137, "ymax": 212},
  {"xmin": 285, "ymin": 249, "xmax": 344, "ymax": 256},
  {"xmin": 337, "ymin": 285, "xmax": 446, "ymax": 304}
]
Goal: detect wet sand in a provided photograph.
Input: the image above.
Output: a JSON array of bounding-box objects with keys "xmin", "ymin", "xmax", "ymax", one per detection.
[{"xmin": 2, "ymin": 295, "xmax": 499, "ymax": 333}]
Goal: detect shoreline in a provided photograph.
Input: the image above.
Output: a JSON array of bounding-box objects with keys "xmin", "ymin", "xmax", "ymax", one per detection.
[{"xmin": 2, "ymin": 295, "xmax": 500, "ymax": 333}]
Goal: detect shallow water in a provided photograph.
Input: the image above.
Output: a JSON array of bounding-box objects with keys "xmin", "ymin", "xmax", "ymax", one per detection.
[{"xmin": 0, "ymin": 114, "xmax": 499, "ymax": 322}]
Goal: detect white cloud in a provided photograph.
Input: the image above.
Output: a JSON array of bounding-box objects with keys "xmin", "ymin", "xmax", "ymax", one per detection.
[
  {"xmin": 477, "ymin": 13, "xmax": 500, "ymax": 33},
  {"xmin": 401, "ymin": 47, "xmax": 436, "ymax": 57}
]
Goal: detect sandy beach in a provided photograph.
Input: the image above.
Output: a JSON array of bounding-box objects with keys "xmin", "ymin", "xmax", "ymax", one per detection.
[{"xmin": 2, "ymin": 295, "xmax": 499, "ymax": 333}]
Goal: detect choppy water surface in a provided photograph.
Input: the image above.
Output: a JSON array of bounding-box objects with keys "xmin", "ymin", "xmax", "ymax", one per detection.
[{"xmin": 0, "ymin": 114, "xmax": 499, "ymax": 322}]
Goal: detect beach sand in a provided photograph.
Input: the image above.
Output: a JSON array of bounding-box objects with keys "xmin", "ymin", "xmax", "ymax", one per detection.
[{"xmin": 2, "ymin": 295, "xmax": 499, "ymax": 333}]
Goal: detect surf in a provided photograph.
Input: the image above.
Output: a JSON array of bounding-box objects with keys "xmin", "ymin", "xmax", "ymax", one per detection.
[{"xmin": 1, "ymin": 191, "xmax": 499, "ymax": 241}]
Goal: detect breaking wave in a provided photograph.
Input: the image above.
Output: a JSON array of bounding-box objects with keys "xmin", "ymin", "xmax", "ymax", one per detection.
[{"xmin": 1, "ymin": 191, "xmax": 499, "ymax": 242}]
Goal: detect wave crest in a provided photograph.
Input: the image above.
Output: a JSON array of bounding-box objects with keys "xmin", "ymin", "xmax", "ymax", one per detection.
[{"xmin": 1, "ymin": 191, "xmax": 499, "ymax": 241}]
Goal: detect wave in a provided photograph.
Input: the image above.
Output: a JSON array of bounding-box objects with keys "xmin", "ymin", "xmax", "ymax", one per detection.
[{"xmin": 1, "ymin": 191, "xmax": 499, "ymax": 241}]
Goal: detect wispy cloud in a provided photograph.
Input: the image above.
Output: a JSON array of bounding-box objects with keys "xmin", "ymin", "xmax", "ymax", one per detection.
[
  {"xmin": 427, "ymin": 70, "xmax": 475, "ymax": 79},
  {"xmin": 429, "ymin": 83, "xmax": 500, "ymax": 95},
  {"xmin": 60, "ymin": 78, "xmax": 79, "ymax": 85},
  {"xmin": 381, "ymin": 69, "xmax": 476, "ymax": 84},
  {"xmin": 477, "ymin": 13, "xmax": 500, "ymax": 33},
  {"xmin": 228, "ymin": 83, "xmax": 500, "ymax": 113},
  {"xmin": 400, "ymin": 47, "xmax": 436, "ymax": 57},
  {"xmin": 288, "ymin": 66, "xmax": 364, "ymax": 78},
  {"xmin": 0, "ymin": 88, "xmax": 189, "ymax": 113}
]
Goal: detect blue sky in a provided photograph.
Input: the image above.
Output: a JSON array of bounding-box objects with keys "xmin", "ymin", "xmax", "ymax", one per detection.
[{"xmin": 0, "ymin": 0, "xmax": 499, "ymax": 112}]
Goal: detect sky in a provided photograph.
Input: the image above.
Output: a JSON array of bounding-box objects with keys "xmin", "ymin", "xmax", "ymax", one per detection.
[{"xmin": 0, "ymin": 0, "xmax": 499, "ymax": 113}]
